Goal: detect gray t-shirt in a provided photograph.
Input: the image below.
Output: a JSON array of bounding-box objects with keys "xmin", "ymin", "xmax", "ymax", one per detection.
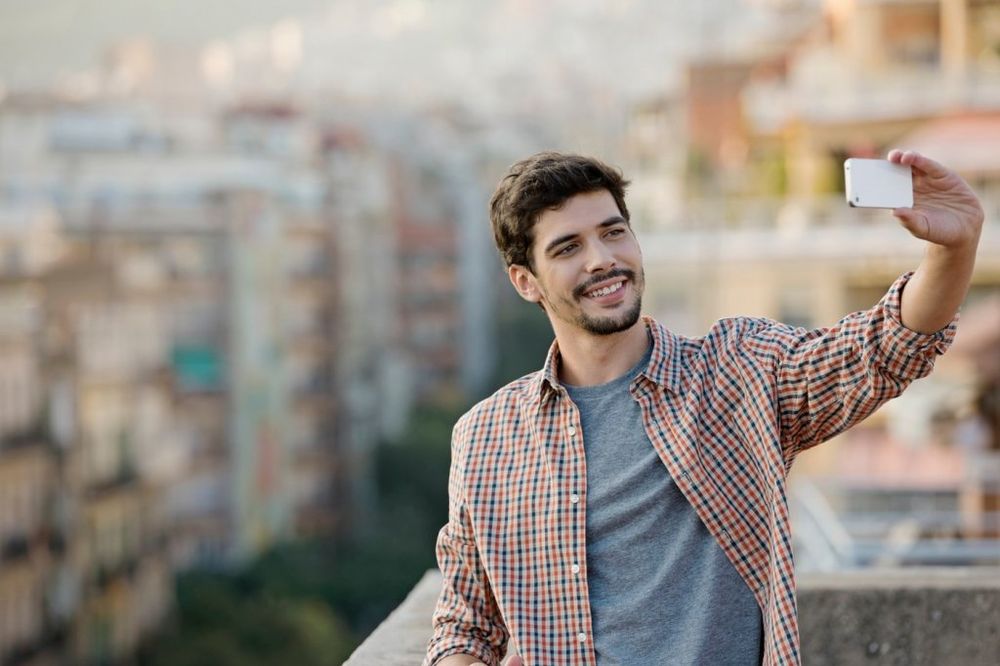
[{"xmin": 564, "ymin": 345, "xmax": 763, "ymax": 666}]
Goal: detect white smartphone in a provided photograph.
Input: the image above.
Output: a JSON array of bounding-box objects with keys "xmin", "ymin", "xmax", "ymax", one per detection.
[{"xmin": 844, "ymin": 158, "xmax": 913, "ymax": 209}]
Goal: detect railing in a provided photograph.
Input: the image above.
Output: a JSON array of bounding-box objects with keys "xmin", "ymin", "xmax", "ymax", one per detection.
[
  {"xmin": 346, "ymin": 568, "xmax": 1000, "ymax": 665},
  {"xmin": 743, "ymin": 66, "xmax": 1000, "ymax": 130},
  {"xmin": 792, "ymin": 478, "xmax": 1000, "ymax": 571}
]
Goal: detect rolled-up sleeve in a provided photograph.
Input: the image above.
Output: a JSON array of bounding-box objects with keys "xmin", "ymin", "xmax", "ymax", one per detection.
[
  {"xmin": 424, "ymin": 421, "xmax": 509, "ymax": 666},
  {"xmin": 868, "ymin": 271, "xmax": 957, "ymax": 376}
]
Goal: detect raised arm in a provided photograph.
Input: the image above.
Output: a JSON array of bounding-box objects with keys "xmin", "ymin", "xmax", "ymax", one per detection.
[
  {"xmin": 743, "ymin": 151, "xmax": 981, "ymax": 463},
  {"xmin": 889, "ymin": 149, "xmax": 984, "ymax": 333}
]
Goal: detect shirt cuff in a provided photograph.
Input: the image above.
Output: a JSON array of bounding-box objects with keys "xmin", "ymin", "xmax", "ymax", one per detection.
[
  {"xmin": 875, "ymin": 271, "xmax": 958, "ymax": 377},
  {"xmin": 426, "ymin": 642, "xmax": 501, "ymax": 666}
]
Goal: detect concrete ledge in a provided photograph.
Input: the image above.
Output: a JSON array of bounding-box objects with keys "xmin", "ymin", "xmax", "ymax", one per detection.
[
  {"xmin": 797, "ymin": 568, "xmax": 1000, "ymax": 666},
  {"xmin": 344, "ymin": 570, "xmax": 443, "ymax": 666},
  {"xmin": 347, "ymin": 568, "xmax": 1000, "ymax": 665}
]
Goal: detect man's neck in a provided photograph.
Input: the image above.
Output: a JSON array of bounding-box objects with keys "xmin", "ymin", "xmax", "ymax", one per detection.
[{"xmin": 554, "ymin": 319, "xmax": 650, "ymax": 387}]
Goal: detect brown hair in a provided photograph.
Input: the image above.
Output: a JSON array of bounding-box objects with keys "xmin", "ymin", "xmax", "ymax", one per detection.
[{"xmin": 489, "ymin": 152, "xmax": 630, "ymax": 270}]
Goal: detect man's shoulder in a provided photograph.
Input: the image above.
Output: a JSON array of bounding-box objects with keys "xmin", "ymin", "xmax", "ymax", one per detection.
[
  {"xmin": 454, "ymin": 371, "xmax": 540, "ymax": 435},
  {"xmin": 699, "ymin": 315, "xmax": 804, "ymax": 351},
  {"xmin": 706, "ymin": 314, "xmax": 782, "ymax": 337},
  {"xmin": 653, "ymin": 315, "xmax": 780, "ymax": 354},
  {"xmin": 654, "ymin": 315, "xmax": 801, "ymax": 378}
]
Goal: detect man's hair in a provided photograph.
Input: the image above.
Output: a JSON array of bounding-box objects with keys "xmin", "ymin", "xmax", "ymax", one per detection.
[{"xmin": 489, "ymin": 152, "xmax": 631, "ymax": 270}]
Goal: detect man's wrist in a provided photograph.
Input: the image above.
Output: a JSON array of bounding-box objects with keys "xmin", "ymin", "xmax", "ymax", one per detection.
[{"xmin": 926, "ymin": 234, "xmax": 979, "ymax": 262}]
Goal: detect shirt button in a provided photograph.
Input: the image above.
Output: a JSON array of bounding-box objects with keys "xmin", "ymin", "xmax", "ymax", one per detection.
[
  {"xmin": 567, "ymin": 425, "xmax": 577, "ymax": 436},
  {"xmin": 577, "ymin": 632, "xmax": 587, "ymax": 643},
  {"xmin": 570, "ymin": 493, "xmax": 580, "ymax": 504},
  {"xmin": 571, "ymin": 563, "xmax": 580, "ymax": 574}
]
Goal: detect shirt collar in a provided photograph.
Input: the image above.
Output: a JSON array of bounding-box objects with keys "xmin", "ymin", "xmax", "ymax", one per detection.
[{"xmin": 531, "ymin": 315, "xmax": 684, "ymax": 404}]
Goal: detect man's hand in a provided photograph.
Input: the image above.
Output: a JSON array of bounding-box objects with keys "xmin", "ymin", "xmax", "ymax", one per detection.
[
  {"xmin": 437, "ymin": 655, "xmax": 523, "ymax": 666},
  {"xmin": 888, "ymin": 149, "xmax": 985, "ymax": 333},
  {"xmin": 888, "ymin": 149, "xmax": 984, "ymax": 249},
  {"xmin": 470, "ymin": 657, "xmax": 522, "ymax": 666}
]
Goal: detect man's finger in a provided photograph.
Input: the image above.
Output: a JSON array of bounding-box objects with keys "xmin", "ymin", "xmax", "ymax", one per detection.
[{"xmin": 887, "ymin": 149, "xmax": 949, "ymax": 179}]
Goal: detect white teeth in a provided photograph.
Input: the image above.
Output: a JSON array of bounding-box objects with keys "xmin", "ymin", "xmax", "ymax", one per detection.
[{"xmin": 588, "ymin": 281, "xmax": 624, "ymax": 297}]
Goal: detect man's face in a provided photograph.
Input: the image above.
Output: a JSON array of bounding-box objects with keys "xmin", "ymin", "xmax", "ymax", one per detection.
[{"xmin": 509, "ymin": 189, "xmax": 645, "ymax": 337}]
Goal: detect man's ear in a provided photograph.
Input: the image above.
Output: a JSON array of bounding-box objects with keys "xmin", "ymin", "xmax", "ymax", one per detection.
[{"xmin": 508, "ymin": 264, "xmax": 542, "ymax": 304}]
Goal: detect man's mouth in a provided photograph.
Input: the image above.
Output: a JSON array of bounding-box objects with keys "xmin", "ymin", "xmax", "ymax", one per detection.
[
  {"xmin": 585, "ymin": 280, "xmax": 626, "ymax": 298},
  {"xmin": 575, "ymin": 270, "xmax": 635, "ymax": 301}
]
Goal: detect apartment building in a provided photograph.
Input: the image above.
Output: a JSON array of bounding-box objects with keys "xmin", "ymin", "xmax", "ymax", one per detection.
[
  {"xmin": 0, "ymin": 258, "xmax": 58, "ymax": 665},
  {"xmin": 0, "ymin": 439, "xmax": 54, "ymax": 665},
  {"xmin": 628, "ymin": 0, "xmax": 1000, "ymax": 568},
  {"xmin": 37, "ymin": 254, "xmax": 173, "ymax": 664}
]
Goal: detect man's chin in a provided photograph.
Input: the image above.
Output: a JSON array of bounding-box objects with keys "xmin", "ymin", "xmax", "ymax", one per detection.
[{"xmin": 576, "ymin": 301, "xmax": 642, "ymax": 336}]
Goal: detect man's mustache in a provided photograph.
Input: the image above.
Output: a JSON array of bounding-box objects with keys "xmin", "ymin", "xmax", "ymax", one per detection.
[{"xmin": 573, "ymin": 268, "xmax": 635, "ymax": 299}]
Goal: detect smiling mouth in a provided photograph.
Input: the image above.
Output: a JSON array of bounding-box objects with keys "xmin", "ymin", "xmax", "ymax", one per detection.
[
  {"xmin": 574, "ymin": 269, "xmax": 636, "ymax": 301},
  {"xmin": 585, "ymin": 280, "xmax": 626, "ymax": 298}
]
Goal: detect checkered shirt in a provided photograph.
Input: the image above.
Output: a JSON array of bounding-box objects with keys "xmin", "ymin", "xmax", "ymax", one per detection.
[{"xmin": 425, "ymin": 272, "xmax": 957, "ymax": 666}]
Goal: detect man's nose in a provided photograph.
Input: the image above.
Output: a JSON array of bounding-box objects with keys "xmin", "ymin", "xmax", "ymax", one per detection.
[{"xmin": 585, "ymin": 242, "xmax": 616, "ymax": 273}]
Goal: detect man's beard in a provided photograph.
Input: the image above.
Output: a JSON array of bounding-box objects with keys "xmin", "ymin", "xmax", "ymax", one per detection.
[{"xmin": 571, "ymin": 268, "xmax": 643, "ymax": 336}]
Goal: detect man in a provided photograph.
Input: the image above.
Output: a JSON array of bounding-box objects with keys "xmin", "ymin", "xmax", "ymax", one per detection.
[{"xmin": 425, "ymin": 150, "xmax": 983, "ymax": 666}]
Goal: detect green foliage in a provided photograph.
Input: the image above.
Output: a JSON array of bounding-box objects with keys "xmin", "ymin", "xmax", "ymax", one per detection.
[
  {"xmin": 376, "ymin": 403, "xmax": 456, "ymax": 513},
  {"xmin": 684, "ymin": 146, "xmax": 716, "ymax": 197},
  {"xmin": 141, "ymin": 570, "xmax": 356, "ymax": 666},
  {"xmin": 756, "ymin": 150, "xmax": 788, "ymax": 197},
  {"xmin": 329, "ymin": 401, "xmax": 465, "ymax": 632},
  {"xmin": 492, "ymin": 292, "xmax": 553, "ymax": 389},
  {"xmin": 143, "ymin": 294, "xmax": 557, "ymax": 662},
  {"xmin": 141, "ymin": 402, "xmax": 464, "ymax": 663}
]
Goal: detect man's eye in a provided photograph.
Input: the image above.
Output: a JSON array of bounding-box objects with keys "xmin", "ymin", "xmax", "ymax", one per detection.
[
  {"xmin": 606, "ymin": 228, "xmax": 625, "ymax": 237},
  {"xmin": 556, "ymin": 244, "xmax": 578, "ymax": 256}
]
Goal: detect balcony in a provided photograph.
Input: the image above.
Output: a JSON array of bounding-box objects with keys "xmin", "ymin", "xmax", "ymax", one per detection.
[
  {"xmin": 345, "ymin": 568, "xmax": 1000, "ymax": 665},
  {"xmin": 1, "ymin": 617, "xmax": 70, "ymax": 665},
  {"xmin": 641, "ymin": 194, "xmax": 1000, "ymax": 266},
  {"xmin": 793, "ymin": 478, "xmax": 1000, "ymax": 570},
  {"xmin": 743, "ymin": 66, "xmax": 1000, "ymax": 131},
  {"xmin": 1, "ymin": 534, "xmax": 30, "ymax": 562},
  {"xmin": 85, "ymin": 464, "xmax": 140, "ymax": 500},
  {"xmin": 93, "ymin": 556, "xmax": 140, "ymax": 592}
]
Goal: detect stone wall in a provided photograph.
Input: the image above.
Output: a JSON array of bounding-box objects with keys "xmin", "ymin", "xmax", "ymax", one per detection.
[{"xmin": 346, "ymin": 568, "xmax": 1000, "ymax": 665}]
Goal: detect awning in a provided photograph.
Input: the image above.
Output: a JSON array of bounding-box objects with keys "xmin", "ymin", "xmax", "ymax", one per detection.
[{"xmin": 899, "ymin": 114, "xmax": 1000, "ymax": 176}]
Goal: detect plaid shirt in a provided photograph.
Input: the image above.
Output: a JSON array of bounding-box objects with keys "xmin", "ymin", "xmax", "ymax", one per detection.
[{"xmin": 426, "ymin": 272, "xmax": 956, "ymax": 666}]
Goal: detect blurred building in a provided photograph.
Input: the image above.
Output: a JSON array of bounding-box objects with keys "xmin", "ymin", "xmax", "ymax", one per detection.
[
  {"xmin": 0, "ymin": 46, "xmax": 501, "ymax": 576},
  {"xmin": 0, "ymin": 429, "xmax": 55, "ymax": 665},
  {"xmin": 0, "ymin": 243, "xmax": 175, "ymax": 666},
  {"xmin": 632, "ymin": 0, "xmax": 1000, "ymax": 351},
  {"xmin": 0, "ymin": 85, "xmax": 340, "ymax": 656},
  {"xmin": 42, "ymin": 255, "xmax": 174, "ymax": 664},
  {"xmin": 682, "ymin": 0, "xmax": 1000, "ymax": 202},
  {"xmin": 628, "ymin": 0, "xmax": 1000, "ymax": 571},
  {"xmin": 0, "ymin": 275, "xmax": 58, "ymax": 665},
  {"xmin": 318, "ymin": 113, "xmax": 498, "ymax": 531}
]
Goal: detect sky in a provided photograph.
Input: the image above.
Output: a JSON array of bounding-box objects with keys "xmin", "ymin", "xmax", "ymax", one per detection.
[
  {"xmin": 0, "ymin": 0, "xmax": 332, "ymax": 85},
  {"xmin": 0, "ymin": 0, "xmax": 800, "ymax": 104}
]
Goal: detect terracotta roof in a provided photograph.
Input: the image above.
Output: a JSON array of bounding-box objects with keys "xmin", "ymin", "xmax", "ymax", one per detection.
[{"xmin": 900, "ymin": 114, "xmax": 1000, "ymax": 175}]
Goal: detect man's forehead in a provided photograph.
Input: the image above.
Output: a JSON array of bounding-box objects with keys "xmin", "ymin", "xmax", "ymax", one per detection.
[{"xmin": 534, "ymin": 190, "xmax": 622, "ymax": 236}]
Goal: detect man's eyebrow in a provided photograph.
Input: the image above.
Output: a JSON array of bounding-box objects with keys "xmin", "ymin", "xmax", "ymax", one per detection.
[
  {"xmin": 598, "ymin": 215, "xmax": 627, "ymax": 229},
  {"xmin": 544, "ymin": 232, "xmax": 579, "ymax": 255},
  {"xmin": 543, "ymin": 216, "xmax": 627, "ymax": 255}
]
